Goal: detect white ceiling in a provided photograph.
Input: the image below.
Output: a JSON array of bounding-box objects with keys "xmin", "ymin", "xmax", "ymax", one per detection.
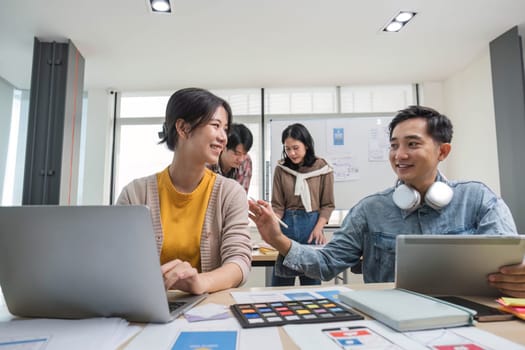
[{"xmin": 2, "ymin": 0, "xmax": 525, "ymax": 91}]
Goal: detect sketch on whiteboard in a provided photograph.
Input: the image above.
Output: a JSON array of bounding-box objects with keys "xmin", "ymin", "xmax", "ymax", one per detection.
[
  {"xmin": 368, "ymin": 125, "xmax": 390, "ymax": 162},
  {"xmin": 271, "ymin": 116, "xmax": 394, "ymax": 209},
  {"xmin": 326, "ymin": 155, "xmax": 360, "ymax": 181}
]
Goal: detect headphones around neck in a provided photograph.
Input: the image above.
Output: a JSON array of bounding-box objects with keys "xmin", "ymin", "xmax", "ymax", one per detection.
[{"xmin": 392, "ymin": 180, "xmax": 453, "ymax": 211}]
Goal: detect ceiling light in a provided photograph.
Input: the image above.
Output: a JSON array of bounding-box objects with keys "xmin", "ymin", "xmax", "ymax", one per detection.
[
  {"xmin": 382, "ymin": 11, "xmax": 417, "ymax": 33},
  {"xmin": 395, "ymin": 12, "xmax": 414, "ymax": 23},
  {"xmin": 385, "ymin": 22, "xmax": 403, "ymax": 32},
  {"xmin": 148, "ymin": 0, "xmax": 172, "ymax": 13}
]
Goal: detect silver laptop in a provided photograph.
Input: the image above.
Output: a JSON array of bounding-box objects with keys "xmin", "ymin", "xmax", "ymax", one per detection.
[
  {"xmin": 0, "ymin": 205, "xmax": 206, "ymax": 323},
  {"xmin": 395, "ymin": 235, "xmax": 525, "ymax": 296}
]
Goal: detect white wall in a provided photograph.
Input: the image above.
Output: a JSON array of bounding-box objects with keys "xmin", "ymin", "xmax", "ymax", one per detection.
[
  {"xmin": 419, "ymin": 81, "xmax": 445, "ymax": 112},
  {"xmin": 80, "ymin": 89, "xmax": 114, "ymax": 204},
  {"xmin": 419, "ymin": 49, "xmax": 500, "ymax": 194},
  {"xmin": 419, "ymin": 81, "xmax": 449, "ymax": 175},
  {"xmin": 443, "ymin": 49, "xmax": 501, "ymax": 194}
]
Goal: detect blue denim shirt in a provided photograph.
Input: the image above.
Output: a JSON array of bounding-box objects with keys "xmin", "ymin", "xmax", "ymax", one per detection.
[{"xmin": 278, "ymin": 178, "xmax": 518, "ymax": 283}]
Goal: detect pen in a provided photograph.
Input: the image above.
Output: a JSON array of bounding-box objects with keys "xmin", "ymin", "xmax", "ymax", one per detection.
[{"xmin": 249, "ymin": 197, "xmax": 289, "ymax": 229}]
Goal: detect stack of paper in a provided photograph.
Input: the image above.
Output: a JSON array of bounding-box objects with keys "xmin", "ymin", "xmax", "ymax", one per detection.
[
  {"xmin": 496, "ymin": 297, "xmax": 525, "ymax": 320},
  {"xmin": 125, "ymin": 318, "xmax": 282, "ymax": 350},
  {"xmin": 284, "ymin": 320, "xmax": 525, "ymax": 350},
  {"xmin": 0, "ymin": 317, "xmax": 141, "ymax": 350}
]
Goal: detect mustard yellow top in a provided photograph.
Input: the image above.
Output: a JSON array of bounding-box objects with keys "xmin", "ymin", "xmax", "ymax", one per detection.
[{"xmin": 157, "ymin": 167, "xmax": 216, "ymax": 270}]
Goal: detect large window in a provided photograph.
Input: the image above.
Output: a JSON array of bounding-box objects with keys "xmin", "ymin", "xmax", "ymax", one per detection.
[
  {"xmin": 340, "ymin": 85, "xmax": 414, "ymax": 113},
  {"xmin": 264, "ymin": 87, "xmax": 338, "ymax": 114},
  {"xmin": 114, "ymin": 85, "xmax": 415, "ymax": 224},
  {"xmin": 1, "ymin": 86, "xmax": 29, "ymax": 206},
  {"xmin": 114, "ymin": 89, "xmax": 262, "ymax": 201}
]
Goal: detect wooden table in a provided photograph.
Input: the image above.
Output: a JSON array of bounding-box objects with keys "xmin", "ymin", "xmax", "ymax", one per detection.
[
  {"xmin": 251, "ymin": 247, "xmax": 351, "ymax": 285},
  {"xmin": 251, "ymin": 249, "xmax": 278, "ymax": 266},
  {"xmin": 251, "ymin": 249, "xmax": 278, "ymax": 286},
  {"xmin": 198, "ymin": 283, "xmax": 525, "ymax": 349}
]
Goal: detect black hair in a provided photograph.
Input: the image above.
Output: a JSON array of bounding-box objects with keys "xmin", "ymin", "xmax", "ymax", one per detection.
[
  {"xmin": 389, "ymin": 105, "xmax": 453, "ymax": 143},
  {"xmin": 159, "ymin": 87, "xmax": 232, "ymax": 151},
  {"xmin": 227, "ymin": 123, "xmax": 253, "ymax": 152},
  {"xmin": 280, "ymin": 123, "xmax": 316, "ymax": 169}
]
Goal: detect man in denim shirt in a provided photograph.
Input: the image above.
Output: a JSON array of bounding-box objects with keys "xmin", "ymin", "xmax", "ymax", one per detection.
[{"xmin": 250, "ymin": 105, "xmax": 525, "ymax": 298}]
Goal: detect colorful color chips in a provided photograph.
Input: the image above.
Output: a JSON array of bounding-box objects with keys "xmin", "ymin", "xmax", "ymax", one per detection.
[{"xmin": 230, "ymin": 298, "xmax": 363, "ymax": 328}]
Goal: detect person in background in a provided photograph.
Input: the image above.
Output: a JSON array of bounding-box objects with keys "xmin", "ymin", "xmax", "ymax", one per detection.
[
  {"xmin": 208, "ymin": 123, "xmax": 253, "ymax": 193},
  {"xmin": 250, "ymin": 105, "xmax": 525, "ymax": 298},
  {"xmin": 270, "ymin": 123, "xmax": 335, "ymax": 286},
  {"xmin": 117, "ymin": 87, "xmax": 252, "ymax": 295}
]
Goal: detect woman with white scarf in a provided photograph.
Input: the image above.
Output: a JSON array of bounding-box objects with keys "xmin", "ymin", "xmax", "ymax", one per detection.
[{"xmin": 271, "ymin": 123, "xmax": 335, "ymax": 286}]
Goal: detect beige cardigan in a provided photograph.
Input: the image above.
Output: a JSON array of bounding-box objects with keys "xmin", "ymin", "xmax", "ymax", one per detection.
[
  {"xmin": 271, "ymin": 158, "xmax": 335, "ymax": 221},
  {"xmin": 116, "ymin": 173, "xmax": 252, "ymax": 286}
]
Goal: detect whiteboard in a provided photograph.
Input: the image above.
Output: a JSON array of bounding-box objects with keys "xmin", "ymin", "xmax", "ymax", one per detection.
[{"xmin": 270, "ymin": 116, "xmax": 396, "ymax": 210}]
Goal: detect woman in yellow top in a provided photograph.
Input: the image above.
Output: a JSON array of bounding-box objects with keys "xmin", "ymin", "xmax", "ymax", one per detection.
[{"xmin": 117, "ymin": 88, "xmax": 252, "ymax": 295}]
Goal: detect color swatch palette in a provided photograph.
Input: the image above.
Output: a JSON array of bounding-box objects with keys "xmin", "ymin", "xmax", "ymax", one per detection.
[{"xmin": 230, "ymin": 298, "xmax": 364, "ymax": 328}]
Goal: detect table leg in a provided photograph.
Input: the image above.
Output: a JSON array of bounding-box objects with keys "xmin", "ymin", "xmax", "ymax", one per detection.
[{"xmin": 265, "ymin": 266, "xmax": 273, "ymax": 287}]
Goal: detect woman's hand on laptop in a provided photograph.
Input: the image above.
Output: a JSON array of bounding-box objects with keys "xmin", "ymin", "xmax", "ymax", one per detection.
[
  {"xmin": 161, "ymin": 259, "xmax": 207, "ymax": 295},
  {"xmin": 488, "ymin": 262, "xmax": 525, "ymax": 298}
]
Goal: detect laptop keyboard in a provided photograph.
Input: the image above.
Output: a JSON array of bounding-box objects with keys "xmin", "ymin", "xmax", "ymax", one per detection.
[
  {"xmin": 168, "ymin": 301, "xmax": 187, "ymax": 313},
  {"xmin": 166, "ymin": 294, "xmax": 207, "ymax": 319}
]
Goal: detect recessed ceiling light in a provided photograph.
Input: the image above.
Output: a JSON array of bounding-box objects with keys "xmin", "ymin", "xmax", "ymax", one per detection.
[
  {"xmin": 395, "ymin": 12, "xmax": 414, "ymax": 23},
  {"xmin": 382, "ymin": 11, "xmax": 417, "ymax": 33},
  {"xmin": 385, "ymin": 22, "xmax": 403, "ymax": 32},
  {"xmin": 147, "ymin": 0, "xmax": 172, "ymax": 14}
]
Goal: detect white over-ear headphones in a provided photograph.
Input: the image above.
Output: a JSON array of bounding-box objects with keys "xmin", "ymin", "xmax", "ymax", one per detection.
[{"xmin": 393, "ymin": 180, "xmax": 453, "ymax": 211}]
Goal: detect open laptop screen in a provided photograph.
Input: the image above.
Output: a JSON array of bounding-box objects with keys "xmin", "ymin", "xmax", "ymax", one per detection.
[{"xmin": 0, "ymin": 205, "xmax": 202, "ymax": 323}]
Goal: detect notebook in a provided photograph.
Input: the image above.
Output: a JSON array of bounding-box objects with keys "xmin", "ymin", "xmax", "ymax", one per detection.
[
  {"xmin": 395, "ymin": 235, "xmax": 525, "ymax": 296},
  {"xmin": 0, "ymin": 205, "xmax": 206, "ymax": 323},
  {"xmin": 339, "ymin": 288, "xmax": 476, "ymax": 332}
]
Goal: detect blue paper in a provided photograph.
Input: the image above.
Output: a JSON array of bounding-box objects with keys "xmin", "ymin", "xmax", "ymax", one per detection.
[{"xmin": 171, "ymin": 330, "xmax": 237, "ymax": 350}]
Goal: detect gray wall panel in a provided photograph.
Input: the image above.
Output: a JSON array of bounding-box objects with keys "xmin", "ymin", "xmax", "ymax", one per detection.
[
  {"xmin": 23, "ymin": 38, "xmax": 84, "ymax": 204},
  {"xmin": 490, "ymin": 26, "xmax": 525, "ymax": 233}
]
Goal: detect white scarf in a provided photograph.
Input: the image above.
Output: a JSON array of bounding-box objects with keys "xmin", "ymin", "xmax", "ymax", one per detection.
[{"xmin": 277, "ymin": 163, "xmax": 333, "ymax": 212}]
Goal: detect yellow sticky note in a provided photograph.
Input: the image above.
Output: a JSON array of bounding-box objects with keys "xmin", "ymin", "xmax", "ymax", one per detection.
[{"xmin": 499, "ymin": 297, "xmax": 525, "ymax": 307}]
